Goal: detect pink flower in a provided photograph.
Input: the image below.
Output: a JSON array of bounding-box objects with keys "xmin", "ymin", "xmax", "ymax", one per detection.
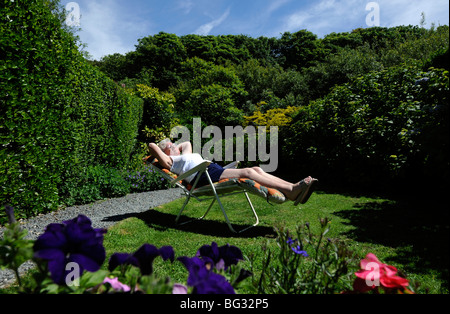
[
  {"xmin": 172, "ymin": 283, "xmax": 188, "ymax": 294},
  {"xmin": 103, "ymin": 277, "xmax": 131, "ymax": 292},
  {"xmin": 353, "ymin": 253, "xmax": 410, "ymax": 293}
]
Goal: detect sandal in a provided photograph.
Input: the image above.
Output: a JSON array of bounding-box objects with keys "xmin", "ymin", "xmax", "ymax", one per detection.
[{"xmin": 294, "ymin": 177, "xmax": 318, "ymax": 206}]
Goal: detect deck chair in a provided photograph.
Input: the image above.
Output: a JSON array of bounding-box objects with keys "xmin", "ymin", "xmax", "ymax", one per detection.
[{"xmin": 143, "ymin": 156, "xmax": 287, "ymax": 233}]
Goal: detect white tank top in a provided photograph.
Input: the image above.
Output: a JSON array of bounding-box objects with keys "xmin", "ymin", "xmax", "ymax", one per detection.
[{"xmin": 170, "ymin": 153, "xmax": 204, "ymax": 183}]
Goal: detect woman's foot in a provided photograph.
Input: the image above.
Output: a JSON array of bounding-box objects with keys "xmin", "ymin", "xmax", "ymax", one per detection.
[
  {"xmin": 288, "ymin": 176, "xmax": 318, "ymax": 205},
  {"xmin": 285, "ymin": 177, "xmax": 310, "ymax": 201}
]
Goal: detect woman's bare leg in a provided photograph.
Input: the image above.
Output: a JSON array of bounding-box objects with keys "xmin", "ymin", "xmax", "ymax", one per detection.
[
  {"xmin": 220, "ymin": 167, "xmax": 312, "ymax": 201},
  {"xmin": 250, "ymin": 166, "xmax": 294, "ymax": 186}
]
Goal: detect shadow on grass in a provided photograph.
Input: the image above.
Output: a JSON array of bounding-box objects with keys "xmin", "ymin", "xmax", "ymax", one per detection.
[
  {"xmin": 332, "ymin": 193, "xmax": 449, "ymax": 289},
  {"xmin": 103, "ymin": 209, "xmax": 276, "ymax": 239}
]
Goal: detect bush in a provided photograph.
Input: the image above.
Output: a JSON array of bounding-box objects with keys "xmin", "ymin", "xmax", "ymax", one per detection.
[
  {"xmin": 244, "ymin": 102, "xmax": 300, "ymax": 127},
  {"xmin": 0, "ymin": 0, "xmax": 144, "ymax": 223},
  {"xmin": 184, "ymin": 84, "xmax": 244, "ymax": 127},
  {"xmin": 135, "ymin": 84, "xmax": 178, "ymax": 143},
  {"xmin": 282, "ymin": 65, "xmax": 449, "ymax": 189},
  {"xmin": 124, "ymin": 164, "xmax": 169, "ymax": 193},
  {"xmin": 61, "ymin": 165, "xmax": 131, "ymax": 206}
]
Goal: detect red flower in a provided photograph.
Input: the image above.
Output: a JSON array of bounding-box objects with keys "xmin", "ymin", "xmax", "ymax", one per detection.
[{"xmin": 353, "ymin": 253, "xmax": 410, "ymax": 293}]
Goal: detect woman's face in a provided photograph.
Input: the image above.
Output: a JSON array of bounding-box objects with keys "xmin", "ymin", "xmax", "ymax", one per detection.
[{"xmin": 164, "ymin": 142, "xmax": 180, "ymax": 156}]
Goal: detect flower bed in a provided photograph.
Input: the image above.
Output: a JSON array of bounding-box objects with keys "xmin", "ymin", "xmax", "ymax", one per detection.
[{"xmin": 1, "ymin": 206, "xmax": 414, "ymax": 294}]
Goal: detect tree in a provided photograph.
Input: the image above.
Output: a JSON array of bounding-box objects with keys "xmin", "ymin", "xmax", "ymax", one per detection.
[
  {"xmin": 181, "ymin": 34, "xmax": 216, "ymax": 61},
  {"xmin": 277, "ymin": 30, "xmax": 322, "ymax": 70},
  {"xmin": 134, "ymin": 32, "xmax": 187, "ymax": 90},
  {"xmin": 95, "ymin": 53, "xmax": 129, "ymax": 81}
]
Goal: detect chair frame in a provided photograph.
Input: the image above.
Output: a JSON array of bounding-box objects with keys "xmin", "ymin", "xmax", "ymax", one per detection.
[{"xmin": 146, "ymin": 159, "xmax": 259, "ymax": 233}]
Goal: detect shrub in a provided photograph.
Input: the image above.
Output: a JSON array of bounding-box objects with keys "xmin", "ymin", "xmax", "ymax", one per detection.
[
  {"xmin": 135, "ymin": 84, "xmax": 178, "ymax": 143},
  {"xmin": 1, "ymin": 0, "xmax": 81, "ymax": 221},
  {"xmin": 282, "ymin": 65, "xmax": 449, "ymax": 188},
  {"xmin": 244, "ymin": 101, "xmax": 300, "ymax": 127},
  {"xmin": 0, "ymin": 0, "xmax": 144, "ymax": 223},
  {"xmin": 124, "ymin": 165, "xmax": 169, "ymax": 193},
  {"xmin": 61, "ymin": 165, "xmax": 131, "ymax": 206},
  {"xmin": 186, "ymin": 84, "xmax": 245, "ymax": 126}
]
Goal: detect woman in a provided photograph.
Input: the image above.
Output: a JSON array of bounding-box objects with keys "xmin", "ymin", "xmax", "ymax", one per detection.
[{"xmin": 148, "ymin": 139, "xmax": 318, "ymax": 205}]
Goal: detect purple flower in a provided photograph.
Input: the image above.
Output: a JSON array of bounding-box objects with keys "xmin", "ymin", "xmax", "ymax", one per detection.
[
  {"xmin": 33, "ymin": 215, "xmax": 106, "ymax": 285},
  {"xmin": 4, "ymin": 205, "xmax": 16, "ymax": 224},
  {"xmin": 286, "ymin": 237, "xmax": 308, "ymax": 257},
  {"xmin": 177, "ymin": 257, "xmax": 235, "ymax": 294},
  {"xmin": 196, "ymin": 242, "xmax": 243, "ymax": 271},
  {"xmin": 291, "ymin": 245, "xmax": 309, "ymax": 257},
  {"xmin": 108, "ymin": 244, "xmax": 174, "ymax": 275}
]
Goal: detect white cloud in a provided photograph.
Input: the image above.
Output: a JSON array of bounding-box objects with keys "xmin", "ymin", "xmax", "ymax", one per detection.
[
  {"xmin": 177, "ymin": 0, "xmax": 194, "ymax": 14},
  {"xmin": 277, "ymin": 0, "xmax": 361, "ymax": 37},
  {"xmin": 378, "ymin": 0, "xmax": 449, "ymax": 27},
  {"xmin": 266, "ymin": 0, "xmax": 292, "ymax": 15},
  {"xmin": 274, "ymin": 0, "xmax": 448, "ymax": 38},
  {"xmin": 77, "ymin": 0, "xmax": 150, "ymax": 60},
  {"xmin": 194, "ymin": 7, "xmax": 231, "ymax": 35},
  {"xmin": 223, "ymin": 0, "xmax": 292, "ymax": 37}
]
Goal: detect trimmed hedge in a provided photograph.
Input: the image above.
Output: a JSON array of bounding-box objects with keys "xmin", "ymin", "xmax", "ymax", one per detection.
[{"xmin": 1, "ymin": 0, "xmax": 143, "ymax": 223}]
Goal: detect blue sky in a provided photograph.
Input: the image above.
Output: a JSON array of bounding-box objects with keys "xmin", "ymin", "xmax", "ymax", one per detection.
[{"xmin": 60, "ymin": 0, "xmax": 449, "ymax": 60}]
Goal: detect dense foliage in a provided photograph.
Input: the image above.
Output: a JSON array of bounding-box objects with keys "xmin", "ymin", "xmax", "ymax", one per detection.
[
  {"xmin": 97, "ymin": 23, "xmax": 448, "ymax": 191},
  {"xmin": 97, "ymin": 26, "xmax": 449, "ymax": 106},
  {"xmin": 1, "ymin": 0, "xmax": 448, "ymax": 222},
  {"xmin": 281, "ymin": 65, "xmax": 449, "ymax": 188},
  {"xmin": 1, "ymin": 0, "xmax": 145, "ymax": 222}
]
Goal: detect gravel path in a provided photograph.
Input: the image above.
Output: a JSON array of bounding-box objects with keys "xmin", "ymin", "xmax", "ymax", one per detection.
[{"xmin": 0, "ymin": 188, "xmax": 183, "ymax": 289}]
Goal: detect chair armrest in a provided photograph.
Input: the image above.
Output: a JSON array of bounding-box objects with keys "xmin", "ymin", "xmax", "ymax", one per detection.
[
  {"xmin": 223, "ymin": 161, "xmax": 240, "ymax": 169},
  {"xmin": 170, "ymin": 160, "xmax": 212, "ymax": 185}
]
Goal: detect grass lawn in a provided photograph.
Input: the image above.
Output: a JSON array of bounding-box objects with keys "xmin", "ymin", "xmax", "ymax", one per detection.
[{"xmin": 102, "ymin": 187, "xmax": 449, "ymax": 294}]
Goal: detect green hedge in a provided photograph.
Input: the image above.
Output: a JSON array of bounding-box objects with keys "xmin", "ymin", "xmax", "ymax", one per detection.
[
  {"xmin": 281, "ymin": 65, "xmax": 449, "ymax": 189},
  {"xmin": 1, "ymin": 0, "xmax": 144, "ymax": 223}
]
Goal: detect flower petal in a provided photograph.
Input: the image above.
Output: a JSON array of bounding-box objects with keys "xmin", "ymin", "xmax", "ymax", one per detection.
[
  {"xmin": 381, "ymin": 275, "xmax": 410, "ymax": 288},
  {"xmin": 355, "ymin": 269, "xmax": 372, "ymax": 280},
  {"xmin": 159, "ymin": 246, "xmax": 175, "ymax": 262},
  {"xmin": 197, "ymin": 242, "xmax": 220, "ymax": 263},
  {"xmin": 46, "ymin": 252, "xmax": 66, "ymax": 285},
  {"xmin": 133, "ymin": 244, "xmax": 160, "ymax": 275},
  {"xmin": 218, "ymin": 244, "xmax": 243, "ymax": 268},
  {"xmin": 177, "ymin": 256, "xmax": 210, "ymax": 286},
  {"xmin": 103, "ymin": 277, "xmax": 131, "ymax": 292},
  {"xmin": 78, "ymin": 241, "xmax": 106, "ymax": 266},
  {"xmin": 360, "ymin": 253, "xmax": 382, "ymax": 269},
  {"xmin": 108, "ymin": 253, "xmax": 134, "ymax": 271},
  {"xmin": 70, "ymin": 253, "xmax": 102, "ymax": 272},
  {"xmin": 383, "ymin": 264, "xmax": 398, "ymax": 277},
  {"xmin": 193, "ymin": 272, "xmax": 235, "ymax": 294},
  {"xmin": 172, "ymin": 283, "xmax": 188, "ymax": 294},
  {"xmin": 33, "ymin": 223, "xmax": 67, "ymax": 251}
]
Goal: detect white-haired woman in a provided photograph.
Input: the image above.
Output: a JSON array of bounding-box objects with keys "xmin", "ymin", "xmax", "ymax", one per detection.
[{"xmin": 148, "ymin": 139, "xmax": 318, "ymax": 205}]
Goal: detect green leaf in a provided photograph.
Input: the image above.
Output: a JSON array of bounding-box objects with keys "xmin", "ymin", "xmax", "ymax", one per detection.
[{"xmin": 79, "ymin": 270, "xmax": 109, "ymax": 288}]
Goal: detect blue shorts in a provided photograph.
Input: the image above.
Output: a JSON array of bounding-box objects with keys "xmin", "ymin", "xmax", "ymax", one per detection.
[{"xmin": 193, "ymin": 163, "xmax": 225, "ymax": 187}]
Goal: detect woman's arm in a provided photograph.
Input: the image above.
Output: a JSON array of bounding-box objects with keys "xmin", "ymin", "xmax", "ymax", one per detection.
[
  {"xmin": 177, "ymin": 141, "xmax": 192, "ymax": 155},
  {"xmin": 148, "ymin": 143, "xmax": 173, "ymax": 169}
]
